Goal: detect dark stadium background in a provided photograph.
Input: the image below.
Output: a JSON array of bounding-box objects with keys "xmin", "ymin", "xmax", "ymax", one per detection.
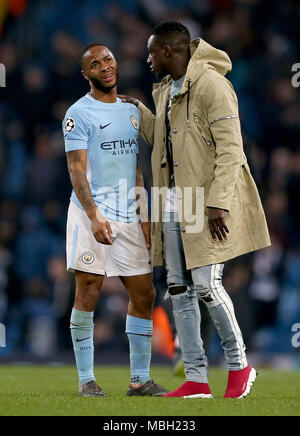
[{"xmin": 0, "ymin": 0, "xmax": 299, "ymax": 370}]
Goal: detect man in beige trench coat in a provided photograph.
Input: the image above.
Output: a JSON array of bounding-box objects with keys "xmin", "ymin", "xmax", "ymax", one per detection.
[{"xmin": 121, "ymin": 21, "xmax": 271, "ymax": 399}]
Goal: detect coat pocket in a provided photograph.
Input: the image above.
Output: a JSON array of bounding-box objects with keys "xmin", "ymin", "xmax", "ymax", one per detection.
[{"xmin": 193, "ymin": 112, "xmax": 215, "ymax": 148}]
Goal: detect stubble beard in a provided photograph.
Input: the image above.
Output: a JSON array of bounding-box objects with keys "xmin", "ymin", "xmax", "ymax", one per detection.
[{"xmin": 90, "ymin": 69, "xmax": 119, "ymax": 93}]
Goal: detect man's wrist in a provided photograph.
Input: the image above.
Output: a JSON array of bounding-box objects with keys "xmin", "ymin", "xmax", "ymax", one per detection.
[{"xmin": 86, "ymin": 206, "xmax": 98, "ymax": 221}]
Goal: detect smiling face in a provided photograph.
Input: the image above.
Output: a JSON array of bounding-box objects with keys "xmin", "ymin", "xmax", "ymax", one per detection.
[
  {"xmin": 81, "ymin": 45, "xmax": 118, "ymax": 92},
  {"xmin": 147, "ymin": 35, "xmax": 171, "ymax": 80}
]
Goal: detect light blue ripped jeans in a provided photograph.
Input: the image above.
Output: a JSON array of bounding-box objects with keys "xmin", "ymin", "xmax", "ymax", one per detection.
[{"xmin": 163, "ymin": 213, "xmax": 247, "ymax": 383}]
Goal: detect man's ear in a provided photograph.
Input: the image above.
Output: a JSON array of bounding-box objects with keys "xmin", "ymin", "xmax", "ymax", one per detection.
[
  {"xmin": 163, "ymin": 45, "xmax": 173, "ymax": 58},
  {"xmin": 81, "ymin": 69, "xmax": 88, "ymax": 80}
]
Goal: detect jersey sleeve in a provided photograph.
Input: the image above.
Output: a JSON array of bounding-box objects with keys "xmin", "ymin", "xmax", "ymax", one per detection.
[{"xmin": 62, "ymin": 106, "xmax": 89, "ymax": 152}]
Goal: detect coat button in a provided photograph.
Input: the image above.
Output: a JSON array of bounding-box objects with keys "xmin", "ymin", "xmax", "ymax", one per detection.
[
  {"xmin": 207, "ymin": 140, "xmax": 212, "ymax": 145},
  {"xmin": 174, "ymin": 161, "xmax": 179, "ymax": 167},
  {"xmin": 181, "ymin": 226, "xmax": 186, "ymax": 233},
  {"xmin": 172, "ymin": 128, "xmax": 177, "ymax": 133}
]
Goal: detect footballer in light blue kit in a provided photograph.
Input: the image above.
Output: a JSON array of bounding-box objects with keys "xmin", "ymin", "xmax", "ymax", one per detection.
[
  {"xmin": 64, "ymin": 93, "xmax": 140, "ymax": 223},
  {"xmin": 63, "ymin": 43, "xmax": 168, "ymax": 398}
]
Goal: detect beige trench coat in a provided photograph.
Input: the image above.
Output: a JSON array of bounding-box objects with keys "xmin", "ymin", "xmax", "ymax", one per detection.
[{"xmin": 138, "ymin": 38, "xmax": 271, "ymax": 269}]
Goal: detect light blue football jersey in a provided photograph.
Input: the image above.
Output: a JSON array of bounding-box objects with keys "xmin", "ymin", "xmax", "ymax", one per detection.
[{"xmin": 63, "ymin": 93, "xmax": 140, "ymax": 222}]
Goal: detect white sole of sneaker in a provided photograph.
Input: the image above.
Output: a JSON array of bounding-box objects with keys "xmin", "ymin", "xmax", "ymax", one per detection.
[
  {"xmin": 183, "ymin": 394, "xmax": 213, "ymax": 399},
  {"xmin": 237, "ymin": 367, "xmax": 257, "ymax": 399}
]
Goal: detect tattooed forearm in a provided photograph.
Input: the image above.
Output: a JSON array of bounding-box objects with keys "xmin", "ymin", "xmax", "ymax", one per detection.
[
  {"xmin": 70, "ymin": 169, "xmax": 96, "ymax": 216},
  {"xmin": 66, "ymin": 150, "xmax": 97, "ymax": 220}
]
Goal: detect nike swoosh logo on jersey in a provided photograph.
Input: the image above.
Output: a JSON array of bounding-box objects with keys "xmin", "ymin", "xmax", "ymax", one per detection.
[
  {"xmin": 76, "ymin": 337, "xmax": 91, "ymax": 343},
  {"xmin": 100, "ymin": 123, "xmax": 111, "ymax": 129}
]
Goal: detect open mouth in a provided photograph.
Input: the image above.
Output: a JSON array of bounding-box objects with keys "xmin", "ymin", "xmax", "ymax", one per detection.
[{"xmin": 102, "ymin": 71, "xmax": 114, "ymax": 83}]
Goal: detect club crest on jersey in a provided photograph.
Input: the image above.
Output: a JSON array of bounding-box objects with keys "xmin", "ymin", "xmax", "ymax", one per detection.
[
  {"xmin": 130, "ymin": 115, "xmax": 139, "ymax": 130},
  {"xmin": 65, "ymin": 117, "xmax": 75, "ymax": 133},
  {"xmin": 81, "ymin": 252, "xmax": 95, "ymax": 265}
]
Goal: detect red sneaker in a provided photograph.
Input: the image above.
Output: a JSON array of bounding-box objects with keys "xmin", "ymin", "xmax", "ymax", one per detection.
[
  {"xmin": 224, "ymin": 365, "xmax": 257, "ymax": 398},
  {"xmin": 162, "ymin": 381, "xmax": 213, "ymax": 399}
]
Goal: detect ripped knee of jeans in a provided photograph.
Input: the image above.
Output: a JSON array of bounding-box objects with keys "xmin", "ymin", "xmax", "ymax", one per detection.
[
  {"xmin": 195, "ymin": 284, "xmax": 215, "ymax": 304},
  {"xmin": 164, "ymin": 284, "xmax": 195, "ymax": 300}
]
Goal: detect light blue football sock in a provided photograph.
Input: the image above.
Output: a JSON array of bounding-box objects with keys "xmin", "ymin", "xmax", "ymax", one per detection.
[
  {"xmin": 125, "ymin": 314, "xmax": 153, "ymax": 385},
  {"xmin": 70, "ymin": 308, "xmax": 95, "ymax": 387}
]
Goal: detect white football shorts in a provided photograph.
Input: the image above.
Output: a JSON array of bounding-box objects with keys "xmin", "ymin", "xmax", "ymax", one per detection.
[{"xmin": 66, "ymin": 201, "xmax": 152, "ymax": 277}]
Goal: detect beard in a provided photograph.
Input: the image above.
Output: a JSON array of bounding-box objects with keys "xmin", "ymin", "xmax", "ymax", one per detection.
[
  {"xmin": 89, "ymin": 68, "xmax": 119, "ymax": 93},
  {"xmin": 156, "ymin": 71, "xmax": 166, "ymax": 81},
  {"xmin": 152, "ymin": 67, "xmax": 167, "ymax": 81}
]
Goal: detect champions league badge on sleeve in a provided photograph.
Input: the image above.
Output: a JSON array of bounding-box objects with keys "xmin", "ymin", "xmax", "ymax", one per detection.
[
  {"xmin": 130, "ymin": 115, "xmax": 139, "ymax": 130},
  {"xmin": 65, "ymin": 117, "xmax": 76, "ymax": 133}
]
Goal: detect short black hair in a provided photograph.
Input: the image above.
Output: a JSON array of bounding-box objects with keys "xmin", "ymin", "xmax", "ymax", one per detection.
[
  {"xmin": 151, "ymin": 21, "xmax": 191, "ymax": 45},
  {"xmin": 79, "ymin": 42, "xmax": 107, "ymax": 67}
]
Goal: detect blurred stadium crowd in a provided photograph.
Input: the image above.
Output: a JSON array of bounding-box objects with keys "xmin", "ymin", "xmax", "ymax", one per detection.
[{"xmin": 0, "ymin": 0, "xmax": 300, "ymax": 367}]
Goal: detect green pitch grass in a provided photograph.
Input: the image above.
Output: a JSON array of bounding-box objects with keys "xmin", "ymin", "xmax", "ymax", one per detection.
[{"xmin": 0, "ymin": 365, "xmax": 299, "ymax": 416}]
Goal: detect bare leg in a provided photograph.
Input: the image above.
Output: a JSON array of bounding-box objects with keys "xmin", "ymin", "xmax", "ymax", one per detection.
[
  {"xmin": 74, "ymin": 270, "xmax": 104, "ymax": 311},
  {"xmin": 120, "ymin": 272, "xmax": 155, "ymax": 320}
]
